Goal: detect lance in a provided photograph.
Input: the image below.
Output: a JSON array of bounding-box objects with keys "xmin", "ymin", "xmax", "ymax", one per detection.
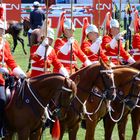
[
  {"xmin": 117, "ymin": 0, "xmax": 122, "ymax": 62},
  {"xmin": 128, "ymin": 0, "xmax": 132, "ymax": 49},
  {"xmin": 98, "ymin": 0, "xmax": 101, "ymax": 59},
  {"xmin": 70, "ymin": 0, "xmax": 73, "ymax": 76},
  {"xmin": 44, "ymin": 0, "xmax": 49, "ymax": 73},
  {"xmin": 0, "ymin": 0, "xmax": 6, "ymax": 67}
]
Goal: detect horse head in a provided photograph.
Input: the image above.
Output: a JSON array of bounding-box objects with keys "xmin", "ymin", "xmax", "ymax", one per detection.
[
  {"xmin": 113, "ymin": 67, "xmax": 140, "ymax": 110},
  {"xmin": 22, "ymin": 17, "xmax": 30, "ymax": 36},
  {"xmin": 95, "ymin": 59, "xmax": 116, "ymax": 101}
]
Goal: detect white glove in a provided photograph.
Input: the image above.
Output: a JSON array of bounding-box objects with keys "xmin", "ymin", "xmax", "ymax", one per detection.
[
  {"xmin": 96, "ymin": 36, "xmax": 102, "ymax": 44},
  {"xmin": 59, "ymin": 67, "xmax": 69, "ymax": 77},
  {"xmin": 90, "ymin": 36, "xmax": 102, "ymax": 54},
  {"xmin": 60, "ymin": 43, "xmax": 71, "ymax": 55},
  {"xmin": 41, "ymin": 38, "xmax": 49, "ymax": 46},
  {"xmin": 13, "ymin": 67, "xmax": 26, "ymax": 79},
  {"xmin": 110, "ymin": 62, "xmax": 116, "ymax": 67},
  {"xmin": 68, "ymin": 37, "xmax": 75, "ymax": 45},
  {"xmin": 0, "ymin": 67, "xmax": 9, "ymax": 74},
  {"xmin": 115, "ymin": 30, "xmax": 126, "ymax": 41},
  {"xmin": 127, "ymin": 57, "xmax": 136, "ymax": 64},
  {"xmin": 84, "ymin": 59, "xmax": 92, "ymax": 66}
]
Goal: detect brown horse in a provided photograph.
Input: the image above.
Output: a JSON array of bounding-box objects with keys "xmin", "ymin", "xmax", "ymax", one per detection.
[
  {"xmin": 58, "ymin": 60, "xmax": 116, "ymax": 140},
  {"xmin": 3, "ymin": 73, "xmax": 77, "ymax": 140},
  {"xmin": 6, "ymin": 21, "xmax": 27, "ymax": 55},
  {"xmin": 103, "ymin": 66, "xmax": 140, "ymax": 140},
  {"xmin": 112, "ymin": 61, "xmax": 140, "ymax": 140}
]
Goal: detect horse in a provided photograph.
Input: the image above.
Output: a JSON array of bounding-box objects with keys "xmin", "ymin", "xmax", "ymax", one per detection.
[
  {"xmin": 3, "ymin": 73, "xmax": 77, "ymax": 140},
  {"xmin": 110, "ymin": 61, "xmax": 140, "ymax": 140},
  {"xmin": 103, "ymin": 66, "xmax": 140, "ymax": 140},
  {"xmin": 6, "ymin": 21, "xmax": 27, "ymax": 55},
  {"xmin": 58, "ymin": 60, "xmax": 116, "ymax": 140},
  {"xmin": 22, "ymin": 17, "xmax": 30, "ymax": 37}
]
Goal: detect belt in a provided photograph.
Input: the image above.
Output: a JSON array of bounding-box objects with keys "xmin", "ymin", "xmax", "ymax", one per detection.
[
  {"xmin": 31, "ymin": 66, "xmax": 50, "ymax": 72},
  {"xmin": 58, "ymin": 59, "xmax": 77, "ymax": 64}
]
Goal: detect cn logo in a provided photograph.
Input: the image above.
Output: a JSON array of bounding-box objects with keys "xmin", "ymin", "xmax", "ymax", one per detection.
[
  {"xmin": 96, "ymin": 3, "xmax": 111, "ymax": 10},
  {"xmin": 6, "ymin": 4, "xmax": 20, "ymax": 10}
]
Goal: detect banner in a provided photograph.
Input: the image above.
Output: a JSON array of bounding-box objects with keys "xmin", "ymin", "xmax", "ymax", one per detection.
[
  {"xmin": 3, "ymin": 0, "xmax": 21, "ymax": 21},
  {"xmin": 93, "ymin": 0, "xmax": 112, "ymax": 28}
]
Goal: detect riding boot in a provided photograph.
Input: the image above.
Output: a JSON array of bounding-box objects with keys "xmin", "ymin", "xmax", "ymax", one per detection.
[{"xmin": 0, "ymin": 100, "xmax": 6, "ymax": 138}]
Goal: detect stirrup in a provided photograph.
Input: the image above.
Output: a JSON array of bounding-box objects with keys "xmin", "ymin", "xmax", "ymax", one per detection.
[{"xmin": 0, "ymin": 127, "xmax": 6, "ymax": 138}]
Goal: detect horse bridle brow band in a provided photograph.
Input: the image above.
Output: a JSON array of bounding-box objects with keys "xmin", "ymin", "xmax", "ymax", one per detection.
[{"xmin": 62, "ymin": 86, "xmax": 72, "ymax": 92}]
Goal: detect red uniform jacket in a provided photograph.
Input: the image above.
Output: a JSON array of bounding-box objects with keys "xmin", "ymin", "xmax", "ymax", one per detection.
[
  {"xmin": 81, "ymin": 40, "xmax": 109, "ymax": 63},
  {"xmin": 0, "ymin": 40, "xmax": 17, "ymax": 85},
  {"xmin": 101, "ymin": 35, "xmax": 130, "ymax": 64},
  {"xmin": 132, "ymin": 33, "xmax": 140, "ymax": 61},
  {"xmin": 54, "ymin": 38, "xmax": 89, "ymax": 73},
  {"xmin": 30, "ymin": 44, "xmax": 63, "ymax": 77}
]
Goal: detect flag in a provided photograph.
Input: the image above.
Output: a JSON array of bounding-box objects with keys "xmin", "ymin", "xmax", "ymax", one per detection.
[{"xmin": 51, "ymin": 118, "xmax": 60, "ymax": 140}]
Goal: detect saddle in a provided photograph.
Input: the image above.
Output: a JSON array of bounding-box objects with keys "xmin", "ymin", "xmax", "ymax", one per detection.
[{"xmin": 4, "ymin": 75, "xmax": 22, "ymax": 106}]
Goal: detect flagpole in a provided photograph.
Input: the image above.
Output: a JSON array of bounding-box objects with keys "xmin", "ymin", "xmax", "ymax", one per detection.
[
  {"xmin": 44, "ymin": 0, "xmax": 49, "ymax": 73},
  {"xmin": 70, "ymin": 0, "xmax": 73, "ymax": 76},
  {"xmin": 0, "ymin": 0, "xmax": 6, "ymax": 67},
  {"xmin": 117, "ymin": 0, "xmax": 122, "ymax": 62}
]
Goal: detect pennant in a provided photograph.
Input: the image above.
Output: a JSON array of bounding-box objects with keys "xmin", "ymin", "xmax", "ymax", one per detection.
[
  {"xmin": 51, "ymin": 118, "xmax": 60, "ymax": 140},
  {"xmin": 80, "ymin": 17, "xmax": 89, "ymax": 47},
  {"xmin": 102, "ymin": 12, "xmax": 112, "ymax": 35},
  {"xmin": 56, "ymin": 11, "xmax": 66, "ymax": 38}
]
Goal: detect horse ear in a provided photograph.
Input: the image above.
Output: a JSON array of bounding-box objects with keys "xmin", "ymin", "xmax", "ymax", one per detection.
[
  {"xmin": 74, "ymin": 75, "xmax": 80, "ymax": 86},
  {"xmin": 99, "ymin": 58, "xmax": 108, "ymax": 69}
]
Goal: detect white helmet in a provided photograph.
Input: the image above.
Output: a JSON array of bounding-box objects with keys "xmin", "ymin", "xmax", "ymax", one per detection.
[
  {"xmin": 110, "ymin": 19, "xmax": 119, "ymax": 28},
  {"xmin": 85, "ymin": 24, "xmax": 98, "ymax": 35},
  {"xmin": 64, "ymin": 18, "xmax": 75, "ymax": 31},
  {"xmin": 47, "ymin": 28, "xmax": 54, "ymax": 40},
  {"xmin": 33, "ymin": 1, "xmax": 40, "ymax": 7},
  {"xmin": 0, "ymin": 20, "xmax": 7, "ymax": 30}
]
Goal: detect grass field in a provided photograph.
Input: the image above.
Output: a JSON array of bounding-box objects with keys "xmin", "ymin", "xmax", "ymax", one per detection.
[{"xmin": 6, "ymin": 28, "xmax": 140, "ymax": 140}]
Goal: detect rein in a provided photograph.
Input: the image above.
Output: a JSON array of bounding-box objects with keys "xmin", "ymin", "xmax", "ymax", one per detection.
[
  {"xmin": 71, "ymin": 68, "xmax": 116, "ymax": 121},
  {"xmin": 25, "ymin": 78, "xmax": 73, "ymax": 121},
  {"xmin": 108, "ymin": 72, "xmax": 140, "ymax": 122}
]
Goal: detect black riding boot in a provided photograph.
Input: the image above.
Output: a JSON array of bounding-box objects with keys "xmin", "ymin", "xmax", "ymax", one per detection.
[{"xmin": 0, "ymin": 100, "xmax": 6, "ymax": 138}]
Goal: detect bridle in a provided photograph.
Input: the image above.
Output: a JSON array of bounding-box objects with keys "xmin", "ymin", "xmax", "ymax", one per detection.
[
  {"xmin": 19, "ymin": 78, "xmax": 74, "ymax": 121},
  {"xmin": 108, "ymin": 72, "xmax": 140, "ymax": 122},
  {"xmin": 69, "ymin": 67, "xmax": 116, "ymax": 121}
]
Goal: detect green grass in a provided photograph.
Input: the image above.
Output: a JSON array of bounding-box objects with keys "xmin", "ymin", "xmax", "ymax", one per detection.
[{"xmin": 6, "ymin": 29, "xmax": 140, "ymax": 140}]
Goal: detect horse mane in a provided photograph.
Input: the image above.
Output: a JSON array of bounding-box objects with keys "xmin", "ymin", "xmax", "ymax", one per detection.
[
  {"xmin": 71, "ymin": 63, "xmax": 100, "ymax": 79},
  {"xmin": 30, "ymin": 73, "xmax": 64, "ymax": 82}
]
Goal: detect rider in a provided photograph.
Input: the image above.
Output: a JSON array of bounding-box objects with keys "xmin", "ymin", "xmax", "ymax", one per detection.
[
  {"xmin": 0, "ymin": 19, "xmax": 26, "ymax": 137},
  {"xmin": 101, "ymin": 18, "xmax": 135, "ymax": 65},
  {"xmin": 81, "ymin": 23, "xmax": 110, "ymax": 65},
  {"xmin": 130, "ymin": 10, "xmax": 140, "ymax": 61},
  {"xmin": 30, "ymin": 27, "xmax": 69, "ymax": 77},
  {"xmin": 54, "ymin": 16, "xmax": 92, "ymax": 74},
  {"xmin": 28, "ymin": 1, "xmax": 45, "ymax": 46}
]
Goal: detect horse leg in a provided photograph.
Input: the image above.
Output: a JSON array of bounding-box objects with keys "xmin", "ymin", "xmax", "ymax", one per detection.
[
  {"xmin": 68, "ymin": 123, "xmax": 79, "ymax": 140},
  {"xmin": 17, "ymin": 36, "xmax": 27, "ymax": 55},
  {"xmin": 85, "ymin": 118, "xmax": 97, "ymax": 140},
  {"xmin": 17, "ymin": 128, "xmax": 30, "ymax": 140},
  {"xmin": 117, "ymin": 115, "xmax": 128, "ymax": 140},
  {"xmin": 131, "ymin": 108, "xmax": 140, "ymax": 140},
  {"xmin": 2, "ymin": 132, "xmax": 13, "ymax": 140},
  {"xmin": 12, "ymin": 37, "xmax": 17, "ymax": 53},
  {"xmin": 59, "ymin": 125, "xmax": 65, "ymax": 140},
  {"xmin": 30, "ymin": 128, "xmax": 42, "ymax": 140},
  {"xmin": 103, "ymin": 114, "xmax": 116, "ymax": 140}
]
